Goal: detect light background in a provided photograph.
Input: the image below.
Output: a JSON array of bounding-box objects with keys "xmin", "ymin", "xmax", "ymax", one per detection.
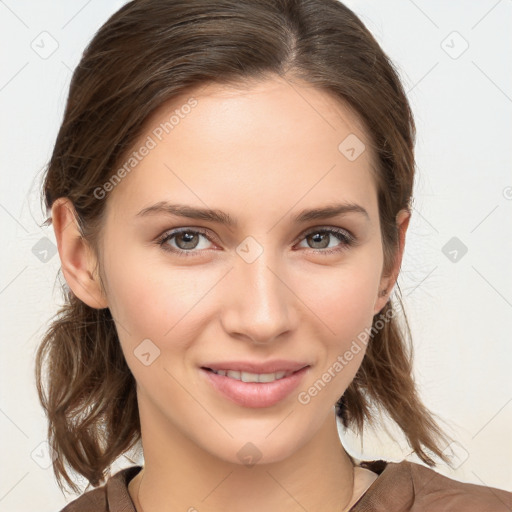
[{"xmin": 0, "ymin": 0, "xmax": 511, "ymax": 510}]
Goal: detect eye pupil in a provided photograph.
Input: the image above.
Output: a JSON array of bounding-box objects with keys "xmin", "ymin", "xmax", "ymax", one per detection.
[
  {"xmin": 176, "ymin": 231, "xmax": 199, "ymax": 249},
  {"xmin": 308, "ymin": 232, "xmax": 329, "ymax": 249}
]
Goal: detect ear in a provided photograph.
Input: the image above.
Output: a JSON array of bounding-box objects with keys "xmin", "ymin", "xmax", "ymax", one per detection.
[
  {"xmin": 373, "ymin": 208, "xmax": 411, "ymax": 315},
  {"xmin": 51, "ymin": 197, "xmax": 108, "ymax": 309}
]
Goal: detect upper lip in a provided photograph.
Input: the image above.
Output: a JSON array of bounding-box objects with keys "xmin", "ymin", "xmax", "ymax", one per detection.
[{"xmin": 201, "ymin": 360, "xmax": 310, "ymax": 374}]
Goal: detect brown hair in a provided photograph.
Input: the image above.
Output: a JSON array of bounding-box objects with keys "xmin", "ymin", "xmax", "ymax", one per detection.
[{"xmin": 36, "ymin": 0, "xmax": 453, "ymax": 494}]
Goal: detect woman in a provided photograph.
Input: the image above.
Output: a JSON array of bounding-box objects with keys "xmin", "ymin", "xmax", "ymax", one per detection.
[{"xmin": 36, "ymin": 0, "xmax": 512, "ymax": 510}]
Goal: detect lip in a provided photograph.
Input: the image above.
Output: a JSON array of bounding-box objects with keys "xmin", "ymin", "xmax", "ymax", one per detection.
[
  {"xmin": 200, "ymin": 365, "xmax": 310, "ymax": 408},
  {"xmin": 201, "ymin": 360, "xmax": 309, "ymax": 374}
]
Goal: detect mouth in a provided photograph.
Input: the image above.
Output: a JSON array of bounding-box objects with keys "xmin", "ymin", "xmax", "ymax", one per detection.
[
  {"xmin": 201, "ymin": 367, "xmax": 302, "ymax": 383},
  {"xmin": 200, "ymin": 364, "xmax": 310, "ymax": 408}
]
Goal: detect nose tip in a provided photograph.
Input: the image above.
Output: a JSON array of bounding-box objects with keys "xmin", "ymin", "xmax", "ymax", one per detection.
[{"xmin": 221, "ymin": 257, "xmax": 295, "ymax": 345}]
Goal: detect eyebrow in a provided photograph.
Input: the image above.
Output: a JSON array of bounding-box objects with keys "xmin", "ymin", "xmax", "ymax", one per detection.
[{"xmin": 135, "ymin": 201, "xmax": 370, "ymax": 227}]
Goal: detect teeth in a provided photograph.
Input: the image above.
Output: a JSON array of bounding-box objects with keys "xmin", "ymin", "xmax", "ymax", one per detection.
[{"xmin": 211, "ymin": 369, "xmax": 291, "ymax": 383}]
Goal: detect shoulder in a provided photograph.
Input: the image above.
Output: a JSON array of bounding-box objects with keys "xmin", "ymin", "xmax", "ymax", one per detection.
[
  {"xmin": 406, "ymin": 460, "xmax": 512, "ymax": 510},
  {"xmin": 352, "ymin": 459, "xmax": 512, "ymax": 511},
  {"xmin": 58, "ymin": 466, "xmax": 142, "ymax": 512}
]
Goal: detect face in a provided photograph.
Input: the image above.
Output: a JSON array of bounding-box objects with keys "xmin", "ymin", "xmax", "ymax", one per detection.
[{"xmin": 79, "ymin": 76, "xmax": 402, "ymax": 464}]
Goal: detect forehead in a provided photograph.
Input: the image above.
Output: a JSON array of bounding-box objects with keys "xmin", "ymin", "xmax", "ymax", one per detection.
[{"xmin": 105, "ymin": 76, "xmax": 378, "ymax": 224}]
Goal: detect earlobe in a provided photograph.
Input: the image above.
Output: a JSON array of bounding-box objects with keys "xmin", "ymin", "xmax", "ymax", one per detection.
[
  {"xmin": 51, "ymin": 197, "xmax": 108, "ymax": 309},
  {"xmin": 373, "ymin": 208, "xmax": 411, "ymax": 315}
]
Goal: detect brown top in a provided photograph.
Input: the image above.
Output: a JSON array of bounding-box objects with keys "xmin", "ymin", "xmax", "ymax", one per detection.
[{"xmin": 60, "ymin": 459, "xmax": 512, "ymax": 511}]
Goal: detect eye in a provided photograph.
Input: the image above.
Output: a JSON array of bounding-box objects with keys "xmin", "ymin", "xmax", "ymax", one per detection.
[
  {"xmin": 295, "ymin": 227, "xmax": 355, "ymax": 255},
  {"xmin": 156, "ymin": 228, "xmax": 215, "ymax": 256},
  {"xmin": 156, "ymin": 226, "xmax": 356, "ymax": 257}
]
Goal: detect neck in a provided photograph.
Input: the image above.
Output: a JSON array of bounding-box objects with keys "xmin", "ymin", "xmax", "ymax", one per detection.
[{"xmin": 130, "ymin": 399, "xmax": 358, "ymax": 512}]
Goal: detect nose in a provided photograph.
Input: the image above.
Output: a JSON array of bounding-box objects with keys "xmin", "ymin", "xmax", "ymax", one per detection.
[{"xmin": 220, "ymin": 248, "xmax": 297, "ymax": 345}]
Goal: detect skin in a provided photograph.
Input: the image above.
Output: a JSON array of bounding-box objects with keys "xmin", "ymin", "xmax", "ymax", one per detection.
[{"xmin": 52, "ymin": 75, "xmax": 410, "ymax": 512}]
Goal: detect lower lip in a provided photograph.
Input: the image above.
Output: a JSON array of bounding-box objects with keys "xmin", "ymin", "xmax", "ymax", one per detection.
[{"xmin": 201, "ymin": 366, "xmax": 309, "ymax": 408}]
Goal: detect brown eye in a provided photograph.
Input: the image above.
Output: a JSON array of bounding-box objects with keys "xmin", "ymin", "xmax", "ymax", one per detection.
[
  {"xmin": 174, "ymin": 231, "xmax": 201, "ymax": 250},
  {"xmin": 298, "ymin": 228, "xmax": 354, "ymax": 255},
  {"xmin": 157, "ymin": 228, "xmax": 214, "ymax": 256}
]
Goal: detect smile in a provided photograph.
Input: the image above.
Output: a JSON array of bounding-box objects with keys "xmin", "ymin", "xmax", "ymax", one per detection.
[
  {"xmin": 207, "ymin": 368, "xmax": 294, "ymax": 383},
  {"xmin": 201, "ymin": 365, "xmax": 310, "ymax": 408}
]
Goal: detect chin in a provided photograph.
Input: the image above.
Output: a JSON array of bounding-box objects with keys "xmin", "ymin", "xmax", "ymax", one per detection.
[{"xmin": 200, "ymin": 422, "xmax": 317, "ymax": 468}]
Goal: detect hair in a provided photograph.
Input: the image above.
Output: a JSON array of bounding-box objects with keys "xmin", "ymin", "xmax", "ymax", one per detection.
[{"xmin": 36, "ymin": 0, "xmax": 454, "ymax": 494}]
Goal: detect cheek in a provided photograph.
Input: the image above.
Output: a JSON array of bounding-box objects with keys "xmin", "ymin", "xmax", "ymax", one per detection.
[
  {"xmin": 295, "ymin": 253, "xmax": 381, "ymax": 389},
  {"xmin": 299, "ymin": 272, "xmax": 375, "ymax": 408},
  {"xmin": 300, "ymin": 257, "xmax": 381, "ymax": 338},
  {"xmin": 102, "ymin": 243, "xmax": 218, "ymax": 352}
]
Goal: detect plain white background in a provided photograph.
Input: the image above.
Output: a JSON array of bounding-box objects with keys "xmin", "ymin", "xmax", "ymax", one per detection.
[{"xmin": 0, "ymin": 0, "xmax": 511, "ymax": 510}]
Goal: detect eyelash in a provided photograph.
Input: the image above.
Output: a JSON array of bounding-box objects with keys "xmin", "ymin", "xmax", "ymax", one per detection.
[{"xmin": 155, "ymin": 226, "xmax": 356, "ymax": 257}]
